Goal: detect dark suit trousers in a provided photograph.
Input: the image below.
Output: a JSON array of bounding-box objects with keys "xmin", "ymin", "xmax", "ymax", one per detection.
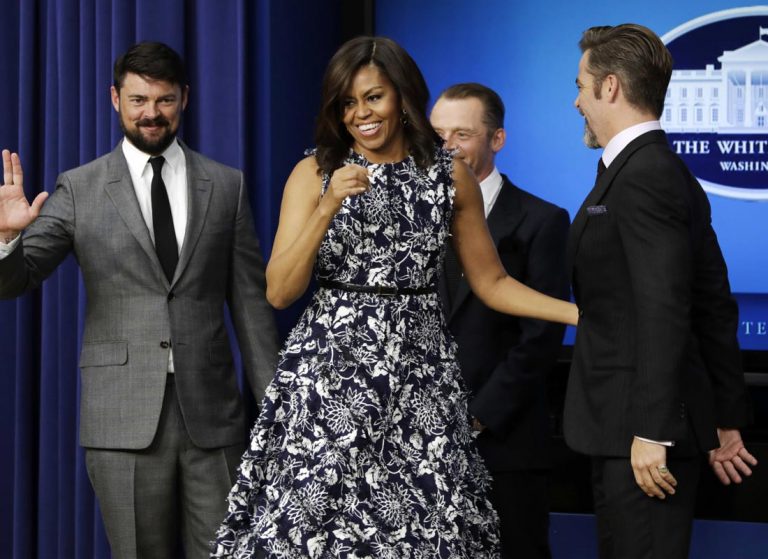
[
  {"xmin": 489, "ymin": 470, "xmax": 551, "ymax": 559},
  {"xmin": 591, "ymin": 455, "xmax": 701, "ymax": 559},
  {"xmin": 85, "ymin": 375, "xmax": 244, "ymax": 559}
]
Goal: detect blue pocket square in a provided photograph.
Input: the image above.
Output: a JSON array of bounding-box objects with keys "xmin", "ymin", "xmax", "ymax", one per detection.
[{"xmin": 586, "ymin": 205, "xmax": 608, "ymax": 215}]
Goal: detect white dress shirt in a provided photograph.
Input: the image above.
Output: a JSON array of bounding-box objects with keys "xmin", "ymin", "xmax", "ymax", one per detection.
[
  {"xmin": 601, "ymin": 120, "xmax": 662, "ymax": 169},
  {"xmin": 479, "ymin": 167, "xmax": 504, "ymax": 217},
  {"xmin": 122, "ymin": 137, "xmax": 188, "ymax": 251},
  {"xmin": 123, "ymin": 137, "xmax": 187, "ymax": 372}
]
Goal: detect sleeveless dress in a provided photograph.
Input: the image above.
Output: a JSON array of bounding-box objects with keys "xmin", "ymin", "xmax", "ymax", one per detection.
[{"xmin": 211, "ymin": 148, "xmax": 501, "ymax": 558}]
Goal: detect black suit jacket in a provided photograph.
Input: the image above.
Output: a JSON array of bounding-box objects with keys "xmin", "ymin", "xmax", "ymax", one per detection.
[
  {"xmin": 564, "ymin": 130, "xmax": 750, "ymax": 458},
  {"xmin": 440, "ymin": 175, "xmax": 570, "ymax": 471}
]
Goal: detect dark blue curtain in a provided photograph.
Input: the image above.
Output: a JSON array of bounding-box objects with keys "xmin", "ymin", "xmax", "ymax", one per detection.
[{"xmin": 0, "ymin": 1, "xmax": 343, "ymax": 557}]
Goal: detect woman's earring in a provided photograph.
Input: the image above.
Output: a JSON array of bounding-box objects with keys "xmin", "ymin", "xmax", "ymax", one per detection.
[{"xmin": 400, "ymin": 109, "xmax": 408, "ymax": 126}]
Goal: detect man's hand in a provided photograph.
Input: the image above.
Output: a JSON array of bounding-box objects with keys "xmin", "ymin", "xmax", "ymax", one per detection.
[
  {"xmin": 630, "ymin": 437, "xmax": 677, "ymax": 499},
  {"xmin": 709, "ymin": 428, "xmax": 757, "ymax": 485},
  {"xmin": 0, "ymin": 149, "xmax": 48, "ymax": 238}
]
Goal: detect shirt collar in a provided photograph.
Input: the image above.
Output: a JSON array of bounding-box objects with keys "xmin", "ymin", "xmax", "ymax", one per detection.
[
  {"xmin": 479, "ymin": 166, "xmax": 503, "ymax": 205},
  {"xmin": 121, "ymin": 137, "xmax": 183, "ymax": 177},
  {"xmin": 602, "ymin": 120, "xmax": 661, "ymax": 168}
]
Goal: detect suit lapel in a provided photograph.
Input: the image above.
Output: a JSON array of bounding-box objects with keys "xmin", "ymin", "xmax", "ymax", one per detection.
[
  {"xmin": 566, "ymin": 160, "xmax": 614, "ymax": 275},
  {"xmin": 104, "ymin": 143, "xmax": 161, "ymax": 272},
  {"xmin": 448, "ymin": 176, "xmax": 526, "ymax": 322},
  {"xmin": 174, "ymin": 141, "xmax": 212, "ymax": 287},
  {"xmin": 104, "ymin": 140, "xmax": 214, "ymax": 288},
  {"xmin": 566, "ymin": 130, "xmax": 668, "ymax": 277}
]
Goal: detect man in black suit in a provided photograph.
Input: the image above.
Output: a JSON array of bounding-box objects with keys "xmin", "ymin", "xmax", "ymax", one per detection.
[
  {"xmin": 566, "ymin": 24, "xmax": 757, "ymax": 558},
  {"xmin": 431, "ymin": 83, "xmax": 570, "ymax": 559}
]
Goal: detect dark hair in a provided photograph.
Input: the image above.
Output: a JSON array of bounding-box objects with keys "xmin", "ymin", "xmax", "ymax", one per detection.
[
  {"xmin": 113, "ymin": 41, "xmax": 187, "ymax": 90},
  {"xmin": 579, "ymin": 24, "xmax": 672, "ymax": 118},
  {"xmin": 315, "ymin": 36, "xmax": 440, "ymax": 175},
  {"xmin": 437, "ymin": 82, "xmax": 505, "ymax": 137}
]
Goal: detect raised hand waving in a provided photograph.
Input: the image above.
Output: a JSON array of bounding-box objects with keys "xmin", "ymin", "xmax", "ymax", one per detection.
[{"xmin": 0, "ymin": 149, "xmax": 49, "ymax": 239}]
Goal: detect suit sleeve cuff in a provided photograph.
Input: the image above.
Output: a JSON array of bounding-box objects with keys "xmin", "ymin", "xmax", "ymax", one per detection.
[
  {"xmin": 0, "ymin": 234, "xmax": 21, "ymax": 259},
  {"xmin": 635, "ymin": 435, "xmax": 675, "ymax": 447}
]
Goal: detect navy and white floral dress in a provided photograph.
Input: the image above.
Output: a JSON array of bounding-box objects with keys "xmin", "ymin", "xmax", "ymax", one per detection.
[{"xmin": 211, "ymin": 148, "xmax": 501, "ymax": 558}]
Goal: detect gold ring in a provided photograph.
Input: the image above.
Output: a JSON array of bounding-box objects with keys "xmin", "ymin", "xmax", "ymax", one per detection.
[{"xmin": 657, "ymin": 465, "xmax": 669, "ymax": 475}]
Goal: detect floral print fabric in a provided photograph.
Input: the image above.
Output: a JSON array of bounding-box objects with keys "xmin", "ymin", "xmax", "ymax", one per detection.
[{"xmin": 212, "ymin": 148, "xmax": 501, "ymax": 558}]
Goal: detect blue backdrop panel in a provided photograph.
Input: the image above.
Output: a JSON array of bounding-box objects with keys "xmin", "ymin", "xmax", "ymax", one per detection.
[{"xmin": 376, "ymin": 0, "xmax": 768, "ymax": 350}]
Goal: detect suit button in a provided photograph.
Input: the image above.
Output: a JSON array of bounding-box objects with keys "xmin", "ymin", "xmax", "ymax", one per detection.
[
  {"xmin": 160, "ymin": 341, "xmax": 170, "ymax": 349},
  {"xmin": 167, "ymin": 292, "xmax": 175, "ymax": 301},
  {"xmin": 680, "ymin": 403, "xmax": 686, "ymax": 418}
]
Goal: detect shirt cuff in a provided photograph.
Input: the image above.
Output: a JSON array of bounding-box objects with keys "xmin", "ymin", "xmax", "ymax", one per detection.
[
  {"xmin": 0, "ymin": 234, "xmax": 21, "ymax": 259},
  {"xmin": 635, "ymin": 435, "xmax": 675, "ymax": 447}
]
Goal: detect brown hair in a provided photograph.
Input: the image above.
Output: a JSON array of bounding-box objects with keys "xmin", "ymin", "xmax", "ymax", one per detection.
[
  {"xmin": 579, "ymin": 24, "xmax": 672, "ymax": 118},
  {"xmin": 437, "ymin": 82, "xmax": 505, "ymax": 136},
  {"xmin": 315, "ymin": 36, "xmax": 440, "ymax": 175},
  {"xmin": 113, "ymin": 41, "xmax": 187, "ymax": 91}
]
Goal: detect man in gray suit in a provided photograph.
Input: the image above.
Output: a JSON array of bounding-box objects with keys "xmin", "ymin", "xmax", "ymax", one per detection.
[{"xmin": 0, "ymin": 42, "xmax": 279, "ymax": 559}]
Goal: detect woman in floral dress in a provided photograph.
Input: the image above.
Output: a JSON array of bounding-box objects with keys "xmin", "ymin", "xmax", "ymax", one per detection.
[{"xmin": 211, "ymin": 36, "xmax": 578, "ymax": 558}]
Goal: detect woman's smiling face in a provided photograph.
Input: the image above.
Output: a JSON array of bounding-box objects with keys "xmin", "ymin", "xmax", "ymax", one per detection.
[{"xmin": 342, "ymin": 64, "xmax": 407, "ymax": 163}]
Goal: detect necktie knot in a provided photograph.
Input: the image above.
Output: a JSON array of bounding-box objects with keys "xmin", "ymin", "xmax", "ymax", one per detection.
[
  {"xmin": 150, "ymin": 156, "xmax": 165, "ymax": 176},
  {"xmin": 597, "ymin": 158, "xmax": 606, "ymax": 176}
]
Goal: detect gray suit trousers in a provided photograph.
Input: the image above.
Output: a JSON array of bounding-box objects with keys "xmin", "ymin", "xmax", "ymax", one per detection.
[{"xmin": 85, "ymin": 375, "xmax": 244, "ymax": 559}]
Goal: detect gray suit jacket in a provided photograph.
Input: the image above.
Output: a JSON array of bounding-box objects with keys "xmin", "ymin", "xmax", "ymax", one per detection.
[{"xmin": 0, "ymin": 140, "xmax": 279, "ymax": 450}]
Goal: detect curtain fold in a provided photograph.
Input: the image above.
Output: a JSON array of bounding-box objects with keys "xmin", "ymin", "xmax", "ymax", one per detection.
[{"xmin": 0, "ymin": 1, "xmax": 344, "ymax": 557}]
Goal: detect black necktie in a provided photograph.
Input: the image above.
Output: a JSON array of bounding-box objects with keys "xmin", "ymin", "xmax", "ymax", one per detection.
[
  {"xmin": 150, "ymin": 156, "xmax": 178, "ymax": 282},
  {"xmin": 596, "ymin": 157, "xmax": 606, "ymax": 181}
]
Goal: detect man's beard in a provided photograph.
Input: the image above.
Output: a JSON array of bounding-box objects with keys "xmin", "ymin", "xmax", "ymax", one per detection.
[
  {"xmin": 583, "ymin": 119, "xmax": 600, "ymax": 149},
  {"xmin": 120, "ymin": 114, "xmax": 177, "ymax": 155}
]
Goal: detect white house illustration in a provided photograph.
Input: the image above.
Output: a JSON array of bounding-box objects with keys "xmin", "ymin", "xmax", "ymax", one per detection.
[{"xmin": 663, "ymin": 27, "xmax": 768, "ymax": 133}]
